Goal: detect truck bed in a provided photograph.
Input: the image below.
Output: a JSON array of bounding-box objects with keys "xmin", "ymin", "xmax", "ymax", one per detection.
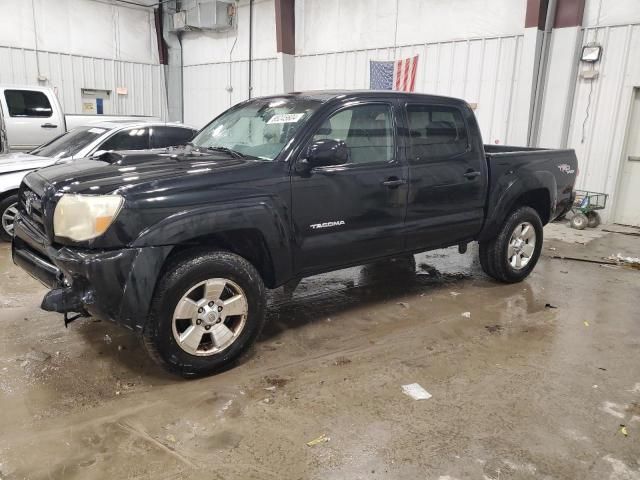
[{"xmin": 479, "ymin": 144, "xmax": 578, "ymax": 240}]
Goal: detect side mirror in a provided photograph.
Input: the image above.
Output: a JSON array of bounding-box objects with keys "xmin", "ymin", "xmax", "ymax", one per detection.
[{"xmin": 296, "ymin": 139, "xmax": 350, "ymax": 173}]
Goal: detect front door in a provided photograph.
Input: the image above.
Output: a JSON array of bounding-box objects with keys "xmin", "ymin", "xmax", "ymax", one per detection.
[
  {"xmin": 402, "ymin": 102, "xmax": 487, "ymax": 250},
  {"xmin": 291, "ymin": 102, "xmax": 408, "ymax": 274},
  {"xmin": 614, "ymin": 88, "xmax": 640, "ymax": 227}
]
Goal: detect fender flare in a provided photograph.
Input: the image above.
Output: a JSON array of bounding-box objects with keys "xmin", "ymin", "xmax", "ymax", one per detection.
[
  {"xmin": 479, "ymin": 171, "xmax": 557, "ymax": 241},
  {"xmin": 131, "ymin": 200, "xmax": 293, "ymax": 285}
]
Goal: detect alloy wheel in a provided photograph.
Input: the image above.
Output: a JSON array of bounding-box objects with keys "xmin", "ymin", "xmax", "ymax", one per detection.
[
  {"xmin": 507, "ymin": 221, "xmax": 536, "ymax": 270},
  {"xmin": 171, "ymin": 278, "xmax": 248, "ymax": 356}
]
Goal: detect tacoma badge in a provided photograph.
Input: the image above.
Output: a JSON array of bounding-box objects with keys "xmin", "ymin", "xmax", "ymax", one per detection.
[{"xmin": 310, "ymin": 220, "xmax": 346, "ymax": 230}]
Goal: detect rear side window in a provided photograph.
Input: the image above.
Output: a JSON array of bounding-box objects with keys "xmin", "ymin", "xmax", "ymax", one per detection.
[
  {"xmin": 406, "ymin": 105, "xmax": 468, "ymax": 162},
  {"xmin": 100, "ymin": 127, "xmax": 150, "ymax": 151},
  {"xmin": 4, "ymin": 90, "xmax": 52, "ymax": 118},
  {"xmin": 150, "ymin": 126, "xmax": 196, "ymax": 148}
]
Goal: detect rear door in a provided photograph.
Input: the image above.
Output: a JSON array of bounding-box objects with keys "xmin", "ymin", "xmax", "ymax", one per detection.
[
  {"xmin": 291, "ymin": 100, "xmax": 408, "ymax": 273},
  {"xmin": 402, "ymin": 102, "xmax": 487, "ymax": 249},
  {"xmin": 0, "ymin": 88, "xmax": 64, "ymax": 151}
]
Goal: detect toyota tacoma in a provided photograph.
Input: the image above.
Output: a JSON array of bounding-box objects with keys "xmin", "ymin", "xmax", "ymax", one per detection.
[{"xmin": 12, "ymin": 91, "xmax": 577, "ymax": 376}]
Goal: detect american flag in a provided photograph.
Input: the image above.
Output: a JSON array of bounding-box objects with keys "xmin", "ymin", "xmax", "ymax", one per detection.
[{"xmin": 369, "ymin": 55, "xmax": 419, "ymax": 91}]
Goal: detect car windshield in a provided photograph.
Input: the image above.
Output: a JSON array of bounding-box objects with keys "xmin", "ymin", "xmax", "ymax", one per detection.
[
  {"xmin": 190, "ymin": 97, "xmax": 322, "ymax": 160},
  {"xmin": 30, "ymin": 126, "xmax": 110, "ymax": 160}
]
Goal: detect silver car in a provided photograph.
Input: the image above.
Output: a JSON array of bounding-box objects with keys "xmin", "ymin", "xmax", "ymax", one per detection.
[{"xmin": 0, "ymin": 121, "xmax": 197, "ymax": 240}]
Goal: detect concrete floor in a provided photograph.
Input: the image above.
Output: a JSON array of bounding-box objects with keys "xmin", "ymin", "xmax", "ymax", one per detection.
[{"xmin": 0, "ymin": 223, "xmax": 639, "ymax": 480}]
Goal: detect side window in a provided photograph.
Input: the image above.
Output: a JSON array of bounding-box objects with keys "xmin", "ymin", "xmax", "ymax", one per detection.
[
  {"xmin": 406, "ymin": 105, "xmax": 468, "ymax": 162},
  {"xmin": 4, "ymin": 90, "xmax": 52, "ymax": 118},
  {"xmin": 150, "ymin": 127, "xmax": 196, "ymax": 148},
  {"xmin": 311, "ymin": 104, "xmax": 394, "ymax": 164},
  {"xmin": 100, "ymin": 128, "xmax": 150, "ymax": 151}
]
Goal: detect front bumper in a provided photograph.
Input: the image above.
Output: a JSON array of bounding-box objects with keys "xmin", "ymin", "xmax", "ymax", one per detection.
[{"xmin": 12, "ymin": 216, "xmax": 172, "ymax": 331}]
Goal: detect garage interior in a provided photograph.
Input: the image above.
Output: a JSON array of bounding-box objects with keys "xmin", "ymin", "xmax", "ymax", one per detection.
[{"xmin": 1, "ymin": 0, "xmax": 640, "ymax": 479}]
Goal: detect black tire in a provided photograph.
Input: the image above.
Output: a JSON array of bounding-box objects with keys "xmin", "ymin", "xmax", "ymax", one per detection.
[
  {"xmin": 143, "ymin": 249, "xmax": 266, "ymax": 377},
  {"xmin": 570, "ymin": 213, "xmax": 588, "ymax": 230},
  {"xmin": 478, "ymin": 240, "xmax": 496, "ymax": 279},
  {"xmin": 587, "ymin": 211, "xmax": 601, "ymax": 228},
  {"xmin": 478, "ymin": 206, "xmax": 543, "ymax": 283},
  {"xmin": 0, "ymin": 194, "xmax": 18, "ymax": 242}
]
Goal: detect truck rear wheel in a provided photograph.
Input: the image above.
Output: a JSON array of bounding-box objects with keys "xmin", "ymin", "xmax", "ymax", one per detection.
[
  {"xmin": 143, "ymin": 249, "xmax": 266, "ymax": 377},
  {"xmin": 478, "ymin": 207, "xmax": 543, "ymax": 283}
]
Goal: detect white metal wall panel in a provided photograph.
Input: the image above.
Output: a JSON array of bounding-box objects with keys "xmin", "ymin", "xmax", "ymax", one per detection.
[
  {"xmin": 295, "ymin": 35, "xmax": 523, "ymax": 145},
  {"xmin": 0, "ymin": 0, "xmax": 159, "ymax": 64},
  {"xmin": 296, "ymin": 0, "xmax": 525, "ymax": 54},
  {"xmin": 566, "ymin": 24, "xmax": 640, "ymax": 218},
  {"xmin": 584, "ymin": 0, "xmax": 640, "ymax": 28},
  {"xmin": 183, "ymin": 58, "xmax": 279, "ymax": 128},
  {"xmin": 0, "ymin": 46, "xmax": 168, "ymax": 119}
]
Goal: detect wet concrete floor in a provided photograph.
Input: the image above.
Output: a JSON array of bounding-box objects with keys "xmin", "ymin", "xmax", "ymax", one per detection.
[{"xmin": 0, "ymin": 222, "xmax": 639, "ymax": 479}]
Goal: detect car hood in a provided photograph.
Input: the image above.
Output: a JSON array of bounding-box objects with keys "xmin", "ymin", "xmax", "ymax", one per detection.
[
  {"xmin": 0, "ymin": 152, "xmax": 56, "ymax": 174},
  {"xmin": 29, "ymin": 150, "xmax": 267, "ymax": 197}
]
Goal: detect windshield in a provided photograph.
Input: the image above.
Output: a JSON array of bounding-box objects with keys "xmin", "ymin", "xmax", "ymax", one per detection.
[
  {"xmin": 31, "ymin": 126, "xmax": 110, "ymax": 159},
  {"xmin": 190, "ymin": 97, "xmax": 322, "ymax": 160}
]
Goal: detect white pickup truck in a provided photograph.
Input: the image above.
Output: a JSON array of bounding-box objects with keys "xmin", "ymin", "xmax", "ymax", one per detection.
[{"xmin": 0, "ymin": 85, "xmax": 159, "ymax": 153}]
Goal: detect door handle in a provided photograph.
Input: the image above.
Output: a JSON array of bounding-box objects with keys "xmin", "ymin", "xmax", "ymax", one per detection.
[
  {"xmin": 382, "ymin": 178, "xmax": 407, "ymax": 188},
  {"xmin": 463, "ymin": 170, "xmax": 481, "ymax": 180},
  {"xmin": 41, "ymin": 123, "xmax": 58, "ymax": 129},
  {"xmin": 629, "ymin": 155, "xmax": 640, "ymax": 162}
]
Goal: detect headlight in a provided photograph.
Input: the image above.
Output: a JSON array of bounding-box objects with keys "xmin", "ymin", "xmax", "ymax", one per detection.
[{"xmin": 53, "ymin": 194, "xmax": 123, "ymax": 241}]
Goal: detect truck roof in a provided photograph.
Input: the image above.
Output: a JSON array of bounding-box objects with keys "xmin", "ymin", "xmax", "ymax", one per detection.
[{"xmin": 260, "ymin": 90, "xmax": 469, "ymax": 105}]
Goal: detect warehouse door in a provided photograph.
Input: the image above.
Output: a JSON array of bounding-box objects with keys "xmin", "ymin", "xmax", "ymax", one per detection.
[{"xmin": 614, "ymin": 88, "xmax": 640, "ymax": 226}]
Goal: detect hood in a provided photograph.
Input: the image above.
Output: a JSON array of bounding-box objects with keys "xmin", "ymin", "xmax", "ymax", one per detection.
[
  {"xmin": 30, "ymin": 150, "xmax": 267, "ymax": 197},
  {"xmin": 0, "ymin": 152, "xmax": 56, "ymax": 174}
]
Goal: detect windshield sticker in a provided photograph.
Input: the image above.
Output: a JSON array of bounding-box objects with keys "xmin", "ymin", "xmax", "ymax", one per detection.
[
  {"xmin": 88, "ymin": 128, "xmax": 106, "ymax": 134},
  {"xmin": 267, "ymin": 113, "xmax": 305, "ymax": 124}
]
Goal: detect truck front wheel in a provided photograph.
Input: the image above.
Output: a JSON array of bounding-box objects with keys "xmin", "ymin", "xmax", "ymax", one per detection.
[
  {"xmin": 143, "ymin": 249, "xmax": 266, "ymax": 377},
  {"xmin": 479, "ymin": 207, "xmax": 543, "ymax": 283}
]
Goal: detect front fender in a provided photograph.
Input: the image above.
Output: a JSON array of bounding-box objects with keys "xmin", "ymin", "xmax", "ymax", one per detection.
[{"xmin": 131, "ymin": 199, "xmax": 293, "ymax": 285}]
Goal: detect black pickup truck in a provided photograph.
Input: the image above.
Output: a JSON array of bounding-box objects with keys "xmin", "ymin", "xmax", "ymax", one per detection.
[{"xmin": 12, "ymin": 91, "xmax": 577, "ymax": 376}]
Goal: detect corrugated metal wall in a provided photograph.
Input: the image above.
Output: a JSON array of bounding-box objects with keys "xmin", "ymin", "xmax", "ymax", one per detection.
[
  {"xmin": 0, "ymin": 46, "xmax": 168, "ymax": 119},
  {"xmin": 295, "ymin": 34, "xmax": 524, "ymax": 145},
  {"xmin": 566, "ymin": 23, "xmax": 640, "ymax": 207},
  {"xmin": 183, "ymin": 57, "xmax": 278, "ymax": 128}
]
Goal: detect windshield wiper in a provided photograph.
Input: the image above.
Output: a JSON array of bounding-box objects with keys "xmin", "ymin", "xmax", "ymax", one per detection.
[
  {"xmin": 185, "ymin": 143, "xmax": 258, "ymax": 160},
  {"xmin": 204, "ymin": 146, "xmax": 246, "ymax": 159}
]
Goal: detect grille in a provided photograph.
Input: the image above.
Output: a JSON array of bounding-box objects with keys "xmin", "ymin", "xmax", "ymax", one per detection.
[{"xmin": 19, "ymin": 185, "xmax": 46, "ymax": 236}]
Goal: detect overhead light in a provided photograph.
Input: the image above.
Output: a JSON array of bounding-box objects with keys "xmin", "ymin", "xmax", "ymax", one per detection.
[{"xmin": 581, "ymin": 45, "xmax": 602, "ymax": 63}]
